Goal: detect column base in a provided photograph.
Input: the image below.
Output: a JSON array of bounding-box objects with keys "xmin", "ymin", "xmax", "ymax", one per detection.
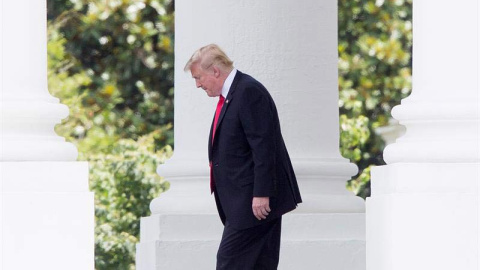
[
  {"xmin": 150, "ymin": 157, "xmax": 366, "ymax": 214},
  {"xmin": 0, "ymin": 162, "xmax": 94, "ymax": 270},
  {"xmin": 143, "ymin": 157, "xmax": 365, "ymax": 269},
  {"xmin": 136, "ymin": 213, "xmax": 365, "ymax": 270},
  {"xmin": 367, "ymin": 163, "xmax": 479, "ymax": 270}
]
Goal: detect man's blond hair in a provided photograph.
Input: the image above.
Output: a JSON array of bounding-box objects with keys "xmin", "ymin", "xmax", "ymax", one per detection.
[{"xmin": 184, "ymin": 44, "xmax": 234, "ymax": 72}]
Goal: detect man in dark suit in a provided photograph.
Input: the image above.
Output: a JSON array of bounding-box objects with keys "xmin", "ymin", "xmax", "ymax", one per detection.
[{"xmin": 184, "ymin": 44, "xmax": 302, "ymax": 270}]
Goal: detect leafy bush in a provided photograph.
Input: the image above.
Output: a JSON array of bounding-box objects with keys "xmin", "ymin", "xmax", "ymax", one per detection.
[
  {"xmin": 339, "ymin": 0, "xmax": 412, "ymax": 198},
  {"xmin": 89, "ymin": 133, "xmax": 171, "ymax": 269}
]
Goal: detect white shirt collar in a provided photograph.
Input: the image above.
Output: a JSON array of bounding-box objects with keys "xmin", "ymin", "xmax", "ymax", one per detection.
[{"xmin": 221, "ymin": 68, "xmax": 237, "ymax": 98}]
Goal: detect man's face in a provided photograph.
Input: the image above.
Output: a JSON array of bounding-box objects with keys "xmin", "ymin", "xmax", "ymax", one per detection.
[{"xmin": 190, "ymin": 63, "xmax": 222, "ymax": 97}]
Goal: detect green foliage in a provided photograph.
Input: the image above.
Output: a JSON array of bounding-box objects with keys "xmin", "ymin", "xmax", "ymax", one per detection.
[
  {"xmin": 338, "ymin": 0, "xmax": 412, "ymax": 198},
  {"xmin": 47, "ymin": 0, "xmax": 175, "ymax": 268},
  {"xmin": 89, "ymin": 133, "xmax": 171, "ymax": 269},
  {"xmin": 49, "ymin": 0, "xmax": 175, "ymax": 147},
  {"xmin": 340, "ymin": 115, "xmax": 371, "ymax": 162},
  {"xmin": 47, "ymin": 0, "xmax": 76, "ymax": 20}
]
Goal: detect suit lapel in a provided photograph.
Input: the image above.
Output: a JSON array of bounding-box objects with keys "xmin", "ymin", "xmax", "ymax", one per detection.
[
  {"xmin": 214, "ymin": 98, "xmax": 230, "ymax": 136},
  {"xmin": 213, "ymin": 71, "xmax": 242, "ymax": 138},
  {"xmin": 208, "ymin": 71, "xmax": 243, "ymax": 157}
]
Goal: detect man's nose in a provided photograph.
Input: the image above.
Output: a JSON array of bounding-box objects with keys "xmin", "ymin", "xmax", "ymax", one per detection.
[{"xmin": 196, "ymin": 81, "xmax": 201, "ymax": 88}]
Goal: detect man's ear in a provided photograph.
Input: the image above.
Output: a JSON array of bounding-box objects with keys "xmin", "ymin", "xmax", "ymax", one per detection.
[{"xmin": 212, "ymin": 66, "xmax": 221, "ymax": 78}]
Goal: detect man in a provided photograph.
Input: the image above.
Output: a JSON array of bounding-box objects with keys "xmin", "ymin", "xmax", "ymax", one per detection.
[{"xmin": 184, "ymin": 44, "xmax": 302, "ymax": 270}]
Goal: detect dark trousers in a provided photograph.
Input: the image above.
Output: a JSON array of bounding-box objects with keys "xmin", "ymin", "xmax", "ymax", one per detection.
[{"xmin": 216, "ymin": 217, "xmax": 282, "ymax": 270}]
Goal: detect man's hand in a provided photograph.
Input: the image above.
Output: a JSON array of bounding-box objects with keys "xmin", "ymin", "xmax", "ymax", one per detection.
[{"xmin": 252, "ymin": 197, "xmax": 271, "ymax": 220}]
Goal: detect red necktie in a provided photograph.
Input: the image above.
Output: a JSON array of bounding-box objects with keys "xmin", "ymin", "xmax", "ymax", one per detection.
[
  {"xmin": 210, "ymin": 95, "xmax": 225, "ymax": 193},
  {"xmin": 212, "ymin": 95, "xmax": 225, "ymax": 143}
]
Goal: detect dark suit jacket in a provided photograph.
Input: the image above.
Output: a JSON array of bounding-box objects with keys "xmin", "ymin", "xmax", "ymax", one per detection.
[{"xmin": 209, "ymin": 70, "xmax": 302, "ymax": 230}]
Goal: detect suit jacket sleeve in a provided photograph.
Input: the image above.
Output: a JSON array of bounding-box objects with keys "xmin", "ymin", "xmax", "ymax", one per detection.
[{"xmin": 239, "ymin": 84, "xmax": 277, "ymax": 197}]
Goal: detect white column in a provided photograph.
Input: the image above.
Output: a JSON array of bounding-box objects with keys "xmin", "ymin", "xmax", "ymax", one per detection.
[
  {"xmin": 367, "ymin": 0, "xmax": 480, "ymax": 269},
  {"xmin": 0, "ymin": 1, "xmax": 94, "ymax": 269},
  {"xmin": 137, "ymin": 1, "xmax": 365, "ymax": 269}
]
